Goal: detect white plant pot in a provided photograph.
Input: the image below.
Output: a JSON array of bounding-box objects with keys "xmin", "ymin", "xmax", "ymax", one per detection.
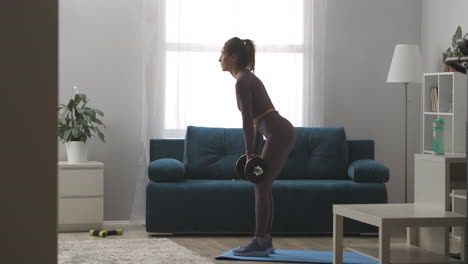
[{"xmin": 66, "ymin": 141, "xmax": 89, "ymax": 163}]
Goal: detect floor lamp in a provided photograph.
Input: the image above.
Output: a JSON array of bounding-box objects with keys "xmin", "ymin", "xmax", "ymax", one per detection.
[{"xmin": 386, "ymin": 44, "xmax": 423, "ymax": 203}]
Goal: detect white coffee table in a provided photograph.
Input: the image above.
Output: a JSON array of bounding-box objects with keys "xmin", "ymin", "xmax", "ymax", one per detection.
[{"xmin": 333, "ymin": 203, "xmax": 465, "ymax": 264}]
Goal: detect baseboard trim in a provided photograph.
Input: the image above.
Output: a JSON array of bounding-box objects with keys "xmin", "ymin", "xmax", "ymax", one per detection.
[
  {"xmin": 103, "ymin": 220, "xmax": 145, "ymax": 226},
  {"xmin": 58, "ymin": 223, "xmax": 102, "ymax": 232}
]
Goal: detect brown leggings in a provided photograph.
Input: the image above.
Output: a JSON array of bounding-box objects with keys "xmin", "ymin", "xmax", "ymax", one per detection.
[{"xmin": 253, "ymin": 111, "xmax": 296, "ymax": 237}]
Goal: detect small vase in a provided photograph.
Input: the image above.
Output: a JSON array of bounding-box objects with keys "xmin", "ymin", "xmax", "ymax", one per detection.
[{"xmin": 66, "ymin": 141, "xmax": 89, "ymax": 163}]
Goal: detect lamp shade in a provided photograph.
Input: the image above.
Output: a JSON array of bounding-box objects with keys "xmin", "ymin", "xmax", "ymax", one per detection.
[{"xmin": 387, "ymin": 44, "xmax": 423, "ymax": 83}]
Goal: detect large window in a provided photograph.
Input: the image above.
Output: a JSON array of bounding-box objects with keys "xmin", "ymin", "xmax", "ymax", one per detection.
[{"xmin": 164, "ymin": 0, "xmax": 304, "ymax": 134}]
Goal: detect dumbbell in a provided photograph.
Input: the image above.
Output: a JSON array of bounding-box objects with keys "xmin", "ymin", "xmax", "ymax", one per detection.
[
  {"xmin": 236, "ymin": 155, "xmax": 248, "ymax": 180},
  {"xmin": 236, "ymin": 154, "xmax": 267, "ymax": 183},
  {"xmin": 89, "ymin": 229, "xmax": 124, "ymax": 238},
  {"xmin": 89, "ymin": 230, "xmax": 108, "ymax": 238}
]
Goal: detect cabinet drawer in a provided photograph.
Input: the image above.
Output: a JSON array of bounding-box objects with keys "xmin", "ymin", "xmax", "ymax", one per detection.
[
  {"xmin": 59, "ymin": 169, "xmax": 103, "ymax": 197},
  {"xmin": 58, "ymin": 197, "xmax": 103, "ymax": 225}
]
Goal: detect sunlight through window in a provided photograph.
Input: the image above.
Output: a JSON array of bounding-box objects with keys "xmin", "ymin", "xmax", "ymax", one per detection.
[{"xmin": 165, "ymin": 0, "xmax": 304, "ymax": 131}]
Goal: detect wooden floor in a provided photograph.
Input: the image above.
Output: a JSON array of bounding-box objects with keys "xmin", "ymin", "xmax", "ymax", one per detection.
[{"xmin": 59, "ymin": 225, "xmax": 460, "ymax": 264}]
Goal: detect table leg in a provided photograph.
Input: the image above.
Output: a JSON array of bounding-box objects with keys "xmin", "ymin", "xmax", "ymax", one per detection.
[
  {"xmin": 419, "ymin": 226, "xmax": 448, "ymax": 255},
  {"xmin": 406, "ymin": 227, "xmax": 418, "ymax": 246},
  {"xmin": 333, "ymin": 213, "xmax": 343, "ymax": 264},
  {"xmin": 461, "ymin": 225, "xmax": 465, "ymax": 261},
  {"xmin": 379, "ymin": 223, "xmax": 390, "ymax": 264}
]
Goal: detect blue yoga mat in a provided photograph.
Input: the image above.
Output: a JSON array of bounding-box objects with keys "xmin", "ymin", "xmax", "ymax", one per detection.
[{"xmin": 215, "ymin": 249, "xmax": 378, "ymax": 264}]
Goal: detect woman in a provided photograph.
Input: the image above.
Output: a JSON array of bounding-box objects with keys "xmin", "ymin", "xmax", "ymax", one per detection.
[{"xmin": 219, "ymin": 37, "xmax": 296, "ymax": 257}]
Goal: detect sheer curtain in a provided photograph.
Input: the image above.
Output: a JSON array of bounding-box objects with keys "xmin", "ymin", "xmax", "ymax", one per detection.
[
  {"xmin": 131, "ymin": 0, "xmax": 327, "ymax": 223},
  {"xmin": 131, "ymin": 0, "xmax": 166, "ymax": 224}
]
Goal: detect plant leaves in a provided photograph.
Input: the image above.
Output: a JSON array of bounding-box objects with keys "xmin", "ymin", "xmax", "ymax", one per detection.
[
  {"xmin": 64, "ymin": 129, "xmax": 72, "ymax": 142},
  {"xmin": 58, "ymin": 109, "xmax": 69, "ymax": 121},
  {"xmin": 71, "ymin": 128, "xmax": 80, "ymax": 138},
  {"xmin": 94, "ymin": 109, "xmax": 104, "ymax": 117},
  {"xmin": 85, "ymin": 109, "xmax": 96, "ymax": 119},
  {"xmin": 84, "ymin": 127, "xmax": 91, "ymax": 138},
  {"xmin": 83, "ymin": 115, "xmax": 92, "ymax": 123},
  {"xmin": 95, "ymin": 127, "xmax": 105, "ymax": 143},
  {"xmin": 58, "ymin": 93, "xmax": 105, "ymax": 143},
  {"xmin": 67, "ymin": 98, "xmax": 76, "ymax": 111},
  {"xmin": 93, "ymin": 118, "xmax": 104, "ymax": 125},
  {"xmin": 78, "ymin": 119, "xmax": 88, "ymax": 126},
  {"xmin": 78, "ymin": 94, "xmax": 87, "ymax": 104},
  {"xmin": 453, "ymin": 26, "xmax": 462, "ymax": 47},
  {"xmin": 74, "ymin": 94, "xmax": 82, "ymax": 105}
]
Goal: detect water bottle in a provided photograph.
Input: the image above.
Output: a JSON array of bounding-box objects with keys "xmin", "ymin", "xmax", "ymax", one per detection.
[{"xmin": 432, "ymin": 118, "xmax": 445, "ymax": 155}]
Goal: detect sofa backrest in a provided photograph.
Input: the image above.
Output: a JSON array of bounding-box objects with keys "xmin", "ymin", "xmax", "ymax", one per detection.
[
  {"xmin": 149, "ymin": 137, "xmax": 373, "ymax": 165},
  {"xmin": 183, "ymin": 126, "xmax": 349, "ymax": 180},
  {"xmin": 184, "ymin": 126, "xmax": 244, "ymax": 180},
  {"xmin": 150, "ymin": 139, "xmax": 185, "ymax": 162},
  {"xmin": 279, "ymin": 127, "xmax": 348, "ymax": 180}
]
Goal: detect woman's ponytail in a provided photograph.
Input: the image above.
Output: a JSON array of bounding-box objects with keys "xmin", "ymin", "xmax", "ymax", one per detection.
[
  {"xmin": 243, "ymin": 39, "xmax": 255, "ymax": 72},
  {"xmin": 224, "ymin": 37, "xmax": 256, "ymax": 72}
]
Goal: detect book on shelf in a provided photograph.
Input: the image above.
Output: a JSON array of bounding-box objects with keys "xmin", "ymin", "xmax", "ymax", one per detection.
[
  {"xmin": 431, "ymin": 87, "xmax": 435, "ymax": 112},
  {"xmin": 430, "ymin": 86, "xmax": 439, "ymax": 112}
]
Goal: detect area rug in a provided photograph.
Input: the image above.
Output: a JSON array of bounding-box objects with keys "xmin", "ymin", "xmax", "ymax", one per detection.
[{"xmin": 58, "ymin": 238, "xmax": 215, "ymax": 264}]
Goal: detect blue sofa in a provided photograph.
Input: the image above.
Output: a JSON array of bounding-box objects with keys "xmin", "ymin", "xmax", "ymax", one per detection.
[{"xmin": 146, "ymin": 126, "xmax": 389, "ymax": 234}]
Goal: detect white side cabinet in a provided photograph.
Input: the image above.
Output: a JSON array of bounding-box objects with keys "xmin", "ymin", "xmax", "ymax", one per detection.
[
  {"xmin": 58, "ymin": 161, "xmax": 104, "ymax": 232},
  {"xmin": 413, "ymin": 153, "xmax": 466, "ymax": 255}
]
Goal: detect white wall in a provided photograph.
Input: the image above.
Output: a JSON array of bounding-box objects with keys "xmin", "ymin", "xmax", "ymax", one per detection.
[
  {"xmin": 421, "ymin": 0, "xmax": 468, "ymax": 73},
  {"xmin": 324, "ymin": 0, "xmax": 422, "ymax": 203},
  {"xmin": 59, "ymin": 0, "xmax": 142, "ymax": 221}
]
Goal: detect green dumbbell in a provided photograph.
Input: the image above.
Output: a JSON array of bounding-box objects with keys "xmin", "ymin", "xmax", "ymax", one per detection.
[
  {"xmin": 106, "ymin": 229, "xmax": 124, "ymax": 236},
  {"xmin": 89, "ymin": 229, "xmax": 124, "ymax": 238},
  {"xmin": 89, "ymin": 229, "xmax": 107, "ymax": 238}
]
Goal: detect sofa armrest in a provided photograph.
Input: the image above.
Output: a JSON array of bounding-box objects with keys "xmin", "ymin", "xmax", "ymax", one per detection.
[
  {"xmin": 347, "ymin": 159, "xmax": 389, "ymax": 183},
  {"xmin": 148, "ymin": 158, "xmax": 185, "ymax": 182}
]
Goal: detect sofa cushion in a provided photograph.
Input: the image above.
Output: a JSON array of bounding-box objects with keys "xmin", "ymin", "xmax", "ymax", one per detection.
[
  {"xmin": 184, "ymin": 126, "xmax": 244, "ymax": 179},
  {"xmin": 148, "ymin": 158, "xmax": 185, "ymax": 182},
  {"xmin": 348, "ymin": 159, "xmax": 389, "ymax": 183},
  {"xmin": 280, "ymin": 127, "xmax": 348, "ymax": 180}
]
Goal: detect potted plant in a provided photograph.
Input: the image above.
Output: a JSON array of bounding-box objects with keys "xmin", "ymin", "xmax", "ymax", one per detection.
[
  {"xmin": 442, "ymin": 26, "xmax": 468, "ymax": 73},
  {"xmin": 58, "ymin": 86, "xmax": 105, "ymax": 163}
]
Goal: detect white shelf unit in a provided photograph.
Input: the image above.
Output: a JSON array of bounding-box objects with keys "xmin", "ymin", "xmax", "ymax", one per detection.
[
  {"xmin": 450, "ymin": 189, "xmax": 466, "ymax": 240},
  {"xmin": 422, "ymin": 72, "xmax": 467, "ymax": 154}
]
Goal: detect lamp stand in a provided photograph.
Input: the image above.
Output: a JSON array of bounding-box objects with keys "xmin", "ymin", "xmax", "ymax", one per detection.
[{"xmin": 404, "ymin": 82, "xmax": 408, "ymax": 203}]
